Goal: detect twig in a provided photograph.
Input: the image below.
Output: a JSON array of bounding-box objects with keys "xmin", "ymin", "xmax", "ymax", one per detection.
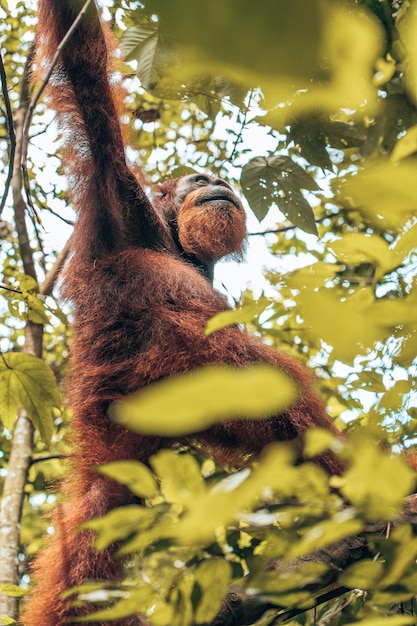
[
  {"xmin": 269, "ymin": 586, "xmax": 350, "ymax": 625},
  {"xmin": 39, "ymin": 236, "xmax": 72, "ymax": 296},
  {"xmin": 20, "ymin": 0, "xmax": 93, "ymax": 215},
  {"xmin": 249, "ymin": 215, "xmax": 330, "ymax": 237},
  {"xmin": 0, "ymin": 48, "xmax": 16, "ymax": 217},
  {"xmin": 30, "ymin": 454, "xmax": 68, "ymax": 466},
  {"xmin": 0, "ymin": 284, "xmax": 23, "ymax": 295}
]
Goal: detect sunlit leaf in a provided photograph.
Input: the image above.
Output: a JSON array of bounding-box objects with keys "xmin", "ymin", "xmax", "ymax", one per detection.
[
  {"xmin": 194, "ymin": 559, "xmax": 231, "ymax": 624},
  {"xmin": 336, "ymin": 160, "xmax": 417, "ymax": 230},
  {"xmin": 98, "ymin": 460, "xmax": 158, "ymax": 498},
  {"xmin": 303, "ymin": 428, "xmax": 341, "ymax": 458},
  {"xmin": 150, "ymin": 450, "xmax": 205, "ymax": 504},
  {"xmin": 341, "ymin": 436, "xmax": 416, "ymax": 520},
  {"xmin": 110, "ymin": 364, "xmax": 297, "ymax": 436},
  {"xmin": 0, "ymin": 352, "xmax": 60, "ymax": 444},
  {"xmin": 204, "ymin": 300, "xmax": 270, "ymax": 336},
  {"xmin": 288, "ymin": 280, "xmax": 384, "ymax": 362},
  {"xmin": 401, "ymin": 1, "xmax": 417, "ymax": 106},
  {"xmin": 287, "ymin": 513, "xmax": 363, "ymax": 560},
  {"xmin": 351, "ymin": 616, "xmax": 415, "ymax": 626},
  {"xmin": 390, "ymin": 124, "xmax": 417, "ymax": 162},
  {"xmin": 379, "ymin": 526, "xmax": 417, "ymax": 589},
  {"xmin": 328, "ymin": 233, "xmax": 401, "ymax": 279},
  {"xmin": 0, "ymin": 584, "xmax": 26, "ymax": 597},
  {"xmin": 339, "ymin": 559, "xmax": 384, "ymax": 590},
  {"xmin": 74, "ymin": 587, "xmax": 154, "ymax": 622},
  {"xmin": 83, "ymin": 505, "xmax": 156, "ymax": 551}
]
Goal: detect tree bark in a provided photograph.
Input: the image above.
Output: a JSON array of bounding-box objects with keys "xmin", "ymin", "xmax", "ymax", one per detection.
[{"xmin": 0, "ymin": 47, "xmax": 43, "ymax": 621}]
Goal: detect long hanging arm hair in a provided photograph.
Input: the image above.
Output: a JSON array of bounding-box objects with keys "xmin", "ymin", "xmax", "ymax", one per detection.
[{"xmin": 35, "ymin": 0, "xmax": 173, "ymax": 260}]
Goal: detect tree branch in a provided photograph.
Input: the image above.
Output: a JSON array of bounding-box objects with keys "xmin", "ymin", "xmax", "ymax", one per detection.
[
  {"xmin": 0, "ymin": 48, "xmax": 16, "ymax": 217},
  {"xmin": 39, "ymin": 236, "xmax": 72, "ymax": 296}
]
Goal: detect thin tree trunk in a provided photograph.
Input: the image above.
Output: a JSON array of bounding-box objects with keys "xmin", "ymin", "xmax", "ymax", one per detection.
[{"xmin": 0, "ymin": 47, "xmax": 43, "ymax": 621}]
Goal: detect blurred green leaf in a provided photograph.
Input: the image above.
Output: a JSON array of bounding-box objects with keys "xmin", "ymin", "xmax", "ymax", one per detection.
[
  {"xmin": 205, "ymin": 300, "xmax": 270, "ymax": 336},
  {"xmin": 194, "ymin": 559, "xmax": 231, "ymax": 624},
  {"xmin": 98, "ymin": 460, "xmax": 158, "ymax": 498},
  {"xmin": 390, "ymin": 124, "xmax": 417, "ymax": 162},
  {"xmin": 84, "ymin": 505, "xmax": 157, "ymax": 551},
  {"xmin": 379, "ymin": 525, "xmax": 417, "ymax": 589},
  {"xmin": 287, "ymin": 514, "xmax": 363, "ymax": 560},
  {"xmin": 110, "ymin": 364, "xmax": 298, "ymax": 436},
  {"xmin": 401, "ymin": 1, "xmax": 417, "ymax": 107},
  {"xmin": 328, "ymin": 233, "xmax": 401, "ymax": 279},
  {"xmin": 336, "ymin": 160, "xmax": 417, "ymax": 231},
  {"xmin": 341, "ymin": 436, "xmax": 416, "ymax": 520},
  {"xmin": 143, "ymin": 0, "xmax": 322, "ymax": 82},
  {"xmin": 150, "ymin": 450, "xmax": 205, "ymax": 504},
  {"xmin": 352, "ymin": 617, "xmax": 415, "ymax": 626},
  {"xmin": 339, "ymin": 559, "xmax": 384, "ymax": 590},
  {"xmin": 0, "ymin": 584, "xmax": 26, "ymax": 597}
]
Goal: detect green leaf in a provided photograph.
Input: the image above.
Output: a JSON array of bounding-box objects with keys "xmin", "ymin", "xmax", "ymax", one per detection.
[
  {"xmin": 110, "ymin": 364, "xmax": 297, "ymax": 437},
  {"xmin": 194, "ymin": 559, "xmax": 231, "ymax": 624},
  {"xmin": 378, "ymin": 380, "xmax": 412, "ymax": 413},
  {"xmin": 290, "ymin": 119, "xmax": 333, "ymax": 171},
  {"xmin": 255, "ymin": 561, "xmax": 328, "ymax": 595},
  {"xmin": 352, "ymin": 617, "xmax": 415, "ymax": 626},
  {"xmin": 339, "ymin": 559, "xmax": 384, "ymax": 590},
  {"xmin": 240, "ymin": 155, "xmax": 318, "ymax": 233},
  {"xmin": 328, "ymin": 233, "xmax": 401, "ymax": 279},
  {"xmin": 150, "ymin": 450, "xmax": 205, "ymax": 504},
  {"xmin": 6, "ymin": 274, "xmax": 49, "ymax": 324},
  {"xmin": 341, "ymin": 436, "xmax": 416, "ymax": 520},
  {"xmin": 84, "ymin": 505, "xmax": 156, "ymax": 551},
  {"xmin": 379, "ymin": 526, "xmax": 417, "ymax": 589},
  {"xmin": 336, "ymin": 160, "xmax": 417, "ymax": 231},
  {"xmin": 204, "ymin": 300, "xmax": 269, "ymax": 336},
  {"xmin": 303, "ymin": 428, "xmax": 339, "ymax": 458},
  {"xmin": 74, "ymin": 588, "xmax": 154, "ymax": 623},
  {"xmin": 121, "ymin": 23, "xmax": 162, "ymax": 91},
  {"xmin": 0, "ymin": 617, "xmax": 17, "ymax": 625},
  {"xmin": 390, "ymin": 124, "xmax": 417, "ymax": 162},
  {"xmin": 287, "ymin": 513, "xmax": 363, "ymax": 560},
  {"xmin": 401, "ymin": 2, "xmax": 417, "ymax": 107},
  {"xmin": 0, "ymin": 584, "xmax": 27, "ymax": 598},
  {"xmin": 97, "ymin": 460, "xmax": 158, "ymax": 498},
  {"xmin": 0, "ymin": 352, "xmax": 60, "ymax": 444},
  {"xmin": 144, "ymin": 0, "xmax": 322, "ymax": 82}
]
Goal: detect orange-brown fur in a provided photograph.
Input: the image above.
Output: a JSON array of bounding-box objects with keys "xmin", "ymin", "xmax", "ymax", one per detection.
[{"xmin": 22, "ymin": 2, "xmax": 343, "ymax": 625}]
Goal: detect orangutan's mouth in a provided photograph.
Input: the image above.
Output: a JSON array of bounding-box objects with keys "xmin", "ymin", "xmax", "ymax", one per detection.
[{"xmin": 198, "ymin": 189, "xmax": 241, "ymax": 210}]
